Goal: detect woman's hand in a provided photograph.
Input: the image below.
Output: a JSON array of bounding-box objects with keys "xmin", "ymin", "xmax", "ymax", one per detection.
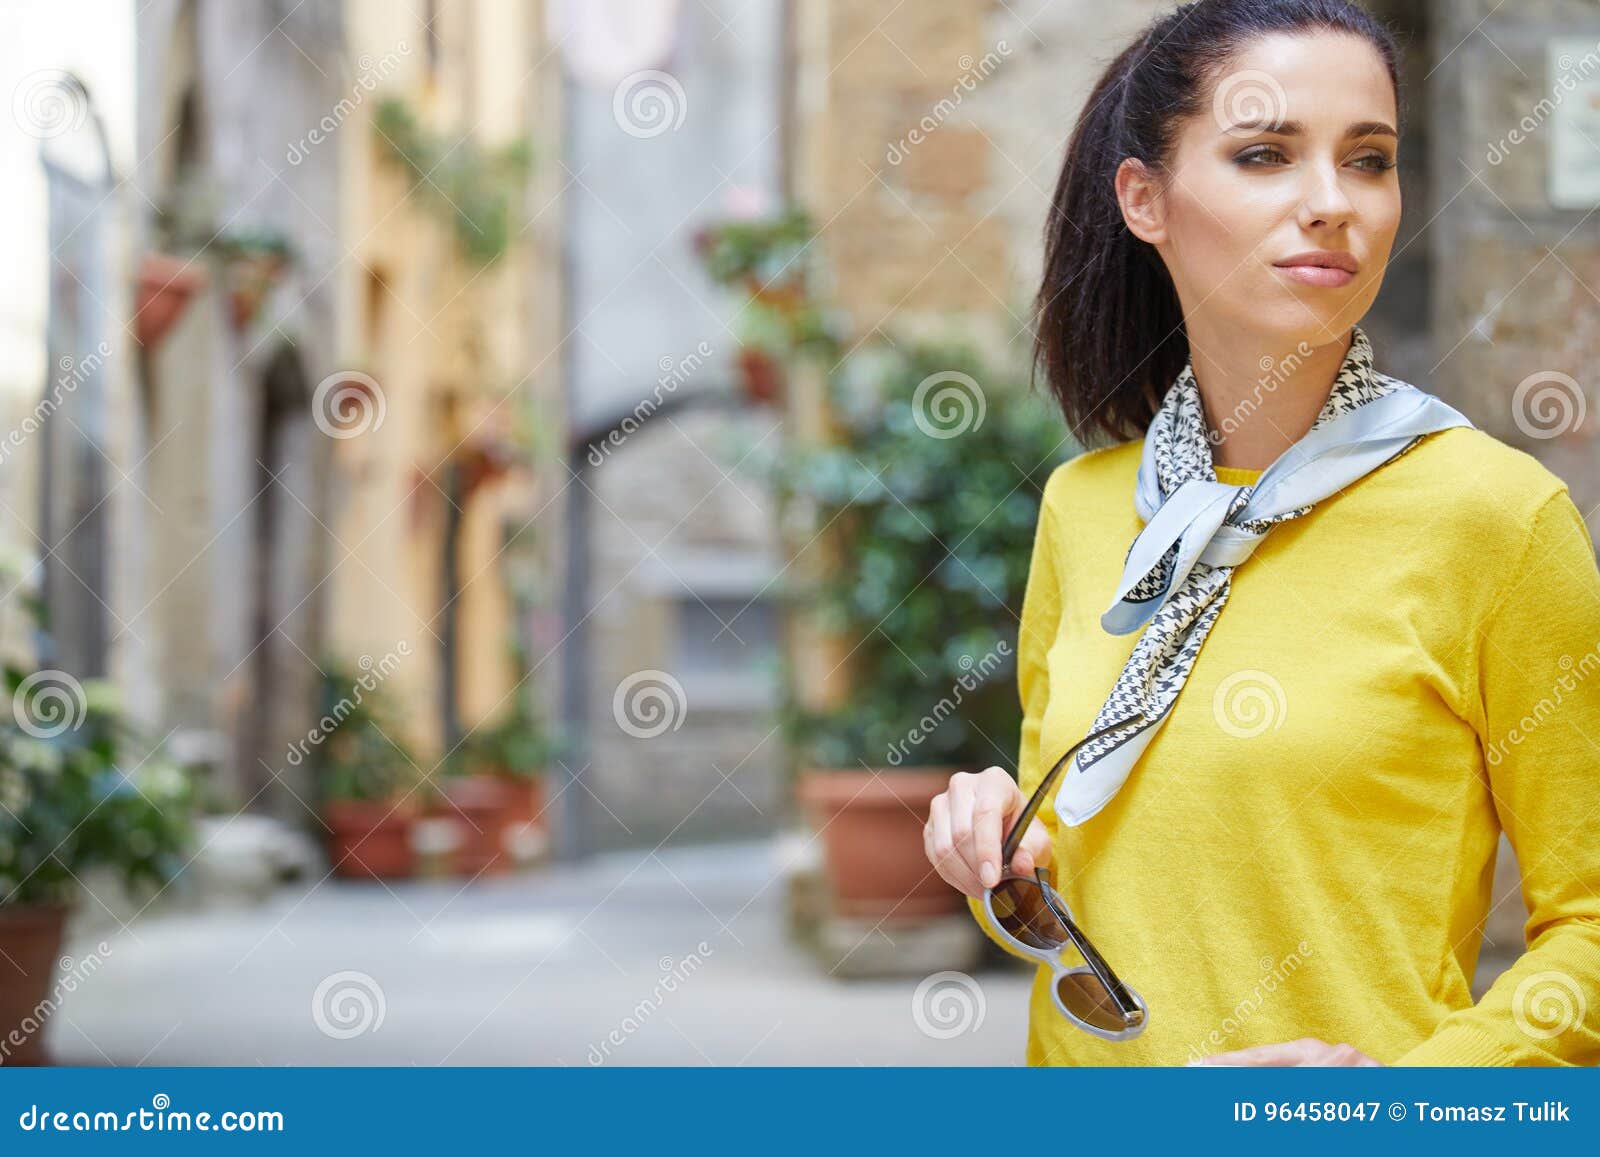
[
  {"xmin": 924, "ymin": 767, "xmax": 1052, "ymax": 897},
  {"xmin": 1188, "ymin": 1038, "xmax": 1383, "ymax": 1066}
]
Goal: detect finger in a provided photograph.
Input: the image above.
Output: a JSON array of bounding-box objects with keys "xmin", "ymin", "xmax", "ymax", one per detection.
[
  {"xmin": 1010, "ymin": 816, "xmax": 1053, "ymax": 877},
  {"xmin": 1326, "ymin": 1043, "xmax": 1382, "ymax": 1068},
  {"xmin": 945, "ymin": 774, "xmax": 978, "ymax": 880},
  {"xmin": 926, "ymin": 793, "xmax": 981, "ymax": 897},
  {"xmin": 1191, "ymin": 1039, "xmax": 1315, "ymax": 1067},
  {"xmin": 969, "ymin": 775, "xmax": 1009, "ymax": 888}
]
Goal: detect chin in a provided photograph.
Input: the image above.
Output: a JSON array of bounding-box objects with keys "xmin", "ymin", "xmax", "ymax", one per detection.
[
  {"xmin": 1260, "ymin": 294, "xmax": 1372, "ymax": 347},
  {"xmin": 1229, "ymin": 308, "xmax": 1344, "ymax": 352}
]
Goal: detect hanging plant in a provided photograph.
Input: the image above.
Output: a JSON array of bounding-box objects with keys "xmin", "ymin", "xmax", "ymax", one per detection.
[
  {"xmin": 214, "ymin": 227, "xmax": 293, "ymax": 330},
  {"xmin": 372, "ymin": 98, "xmax": 534, "ymax": 267},
  {"xmin": 693, "ymin": 207, "xmax": 842, "ymax": 406}
]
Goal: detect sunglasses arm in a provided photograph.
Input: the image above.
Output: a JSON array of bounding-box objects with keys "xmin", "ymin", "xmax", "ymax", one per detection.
[{"xmin": 998, "ymin": 711, "xmax": 1146, "ymax": 868}]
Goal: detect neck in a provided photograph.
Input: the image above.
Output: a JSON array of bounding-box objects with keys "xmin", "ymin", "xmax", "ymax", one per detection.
[{"xmin": 1183, "ymin": 323, "xmax": 1356, "ymax": 472}]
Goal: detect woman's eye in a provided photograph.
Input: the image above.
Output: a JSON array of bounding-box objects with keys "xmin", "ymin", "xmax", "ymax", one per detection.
[
  {"xmin": 1350, "ymin": 153, "xmax": 1396, "ymax": 172},
  {"xmin": 1236, "ymin": 146, "xmax": 1287, "ymax": 166}
]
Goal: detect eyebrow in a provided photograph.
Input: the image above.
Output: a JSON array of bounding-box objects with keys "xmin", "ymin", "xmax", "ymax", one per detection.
[{"xmin": 1224, "ymin": 118, "xmax": 1398, "ymax": 140}]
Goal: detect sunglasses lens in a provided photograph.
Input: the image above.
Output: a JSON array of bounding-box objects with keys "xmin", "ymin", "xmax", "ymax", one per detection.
[
  {"xmin": 990, "ymin": 877, "xmax": 1068, "ymax": 950},
  {"xmin": 1057, "ymin": 970, "xmax": 1143, "ymax": 1034}
]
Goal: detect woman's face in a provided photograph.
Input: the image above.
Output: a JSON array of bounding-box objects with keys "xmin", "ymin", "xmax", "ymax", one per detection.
[{"xmin": 1122, "ymin": 30, "xmax": 1402, "ymax": 345}]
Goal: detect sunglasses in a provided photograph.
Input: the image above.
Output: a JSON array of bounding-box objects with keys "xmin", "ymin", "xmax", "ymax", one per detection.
[{"xmin": 980, "ymin": 711, "xmax": 1150, "ymax": 1041}]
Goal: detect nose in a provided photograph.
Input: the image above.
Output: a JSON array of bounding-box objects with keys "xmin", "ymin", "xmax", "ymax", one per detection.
[{"xmin": 1296, "ymin": 161, "xmax": 1356, "ymax": 230}]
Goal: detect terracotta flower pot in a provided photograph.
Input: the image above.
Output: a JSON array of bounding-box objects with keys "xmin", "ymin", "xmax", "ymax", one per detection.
[
  {"xmin": 796, "ymin": 767, "xmax": 964, "ymax": 920},
  {"xmin": 438, "ymin": 775, "xmax": 514, "ymax": 877},
  {"xmin": 325, "ymin": 797, "xmax": 417, "ymax": 880},
  {"xmin": 736, "ymin": 346, "xmax": 784, "ymax": 405},
  {"xmin": 0, "ymin": 904, "xmax": 69, "ymax": 1066},
  {"xmin": 134, "ymin": 253, "xmax": 208, "ymax": 349},
  {"xmin": 494, "ymin": 772, "xmax": 546, "ymax": 829}
]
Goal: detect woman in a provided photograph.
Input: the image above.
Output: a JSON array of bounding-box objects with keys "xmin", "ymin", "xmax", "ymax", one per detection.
[{"xmin": 925, "ymin": 0, "xmax": 1600, "ymax": 1067}]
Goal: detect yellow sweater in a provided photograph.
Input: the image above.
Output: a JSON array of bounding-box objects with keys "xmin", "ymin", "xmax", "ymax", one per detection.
[{"xmin": 968, "ymin": 425, "xmax": 1600, "ymax": 1066}]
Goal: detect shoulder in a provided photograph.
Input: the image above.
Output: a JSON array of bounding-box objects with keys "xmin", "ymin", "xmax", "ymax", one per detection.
[
  {"xmin": 1040, "ymin": 438, "xmax": 1142, "ymax": 512},
  {"xmin": 1386, "ymin": 424, "xmax": 1595, "ymax": 608},
  {"xmin": 1393, "ymin": 423, "xmax": 1574, "ymax": 532}
]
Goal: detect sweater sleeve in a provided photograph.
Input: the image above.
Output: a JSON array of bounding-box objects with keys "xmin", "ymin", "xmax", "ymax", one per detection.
[
  {"xmin": 967, "ymin": 473, "xmax": 1066, "ymax": 961},
  {"xmin": 1394, "ymin": 488, "xmax": 1600, "ymax": 1066}
]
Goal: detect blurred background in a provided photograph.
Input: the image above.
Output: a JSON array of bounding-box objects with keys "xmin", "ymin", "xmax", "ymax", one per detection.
[{"xmin": 1, "ymin": 0, "xmax": 1596, "ymax": 1065}]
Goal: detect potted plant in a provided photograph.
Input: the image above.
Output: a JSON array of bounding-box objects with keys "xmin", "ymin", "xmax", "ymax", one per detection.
[
  {"xmin": 429, "ymin": 766, "xmax": 512, "ymax": 877},
  {"xmin": 213, "ymin": 227, "xmax": 292, "ymax": 330},
  {"xmin": 692, "ymin": 208, "xmax": 840, "ymax": 406},
  {"xmin": 461, "ymin": 695, "xmax": 558, "ymax": 827},
  {"xmin": 438, "ymin": 694, "xmax": 560, "ymax": 874},
  {"xmin": 133, "ymin": 253, "xmax": 209, "ymax": 349},
  {"xmin": 316, "ymin": 663, "xmax": 421, "ymax": 880},
  {"xmin": 0, "ymin": 666, "xmax": 193, "ymax": 1065},
  {"xmin": 777, "ymin": 341, "xmax": 1074, "ymax": 921}
]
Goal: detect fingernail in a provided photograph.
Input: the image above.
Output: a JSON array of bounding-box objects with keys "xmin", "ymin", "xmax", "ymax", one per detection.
[{"xmin": 979, "ymin": 861, "xmax": 998, "ymax": 887}]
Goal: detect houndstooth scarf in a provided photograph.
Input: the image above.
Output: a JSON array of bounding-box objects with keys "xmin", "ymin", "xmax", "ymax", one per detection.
[{"xmin": 1054, "ymin": 326, "xmax": 1475, "ymax": 826}]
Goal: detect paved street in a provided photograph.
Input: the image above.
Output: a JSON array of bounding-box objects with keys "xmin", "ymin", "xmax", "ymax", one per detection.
[{"xmin": 47, "ymin": 840, "xmax": 1030, "ymax": 1066}]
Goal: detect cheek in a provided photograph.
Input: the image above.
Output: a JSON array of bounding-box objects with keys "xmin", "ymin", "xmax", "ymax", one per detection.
[
  {"xmin": 1361, "ymin": 188, "xmax": 1402, "ymax": 254},
  {"xmin": 1169, "ymin": 194, "xmax": 1275, "ymax": 286}
]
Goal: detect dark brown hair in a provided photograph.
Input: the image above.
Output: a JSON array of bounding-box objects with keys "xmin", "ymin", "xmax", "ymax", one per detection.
[{"xmin": 1034, "ymin": 0, "xmax": 1404, "ymax": 446}]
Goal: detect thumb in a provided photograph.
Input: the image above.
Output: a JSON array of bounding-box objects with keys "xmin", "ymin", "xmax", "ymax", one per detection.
[{"xmin": 1007, "ymin": 817, "xmax": 1053, "ymax": 877}]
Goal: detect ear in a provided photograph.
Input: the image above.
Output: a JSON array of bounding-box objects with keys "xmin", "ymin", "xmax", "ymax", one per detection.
[{"xmin": 1115, "ymin": 156, "xmax": 1167, "ymax": 246}]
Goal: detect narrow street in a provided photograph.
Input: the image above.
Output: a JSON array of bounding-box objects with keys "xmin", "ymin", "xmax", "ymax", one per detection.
[{"xmin": 50, "ymin": 840, "xmax": 1030, "ymax": 1067}]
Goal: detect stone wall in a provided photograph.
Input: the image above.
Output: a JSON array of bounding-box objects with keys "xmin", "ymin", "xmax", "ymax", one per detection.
[{"xmin": 1428, "ymin": 0, "xmax": 1600, "ymax": 525}]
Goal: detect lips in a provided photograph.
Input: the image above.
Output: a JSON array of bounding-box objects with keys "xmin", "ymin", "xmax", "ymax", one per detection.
[
  {"xmin": 1272, "ymin": 250, "xmax": 1359, "ymax": 289},
  {"xmin": 1274, "ymin": 250, "xmax": 1359, "ymax": 274}
]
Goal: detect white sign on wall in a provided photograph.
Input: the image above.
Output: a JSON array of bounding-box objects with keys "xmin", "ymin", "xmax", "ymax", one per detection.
[{"xmin": 1549, "ymin": 37, "xmax": 1600, "ymax": 210}]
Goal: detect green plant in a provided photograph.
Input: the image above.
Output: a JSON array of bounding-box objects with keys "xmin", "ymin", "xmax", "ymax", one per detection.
[
  {"xmin": 314, "ymin": 661, "xmax": 419, "ymax": 803},
  {"xmin": 372, "ymin": 98, "xmax": 533, "ymax": 267},
  {"xmin": 774, "ymin": 341, "xmax": 1078, "ymax": 769},
  {"xmin": 449, "ymin": 694, "xmax": 561, "ymax": 782},
  {"xmin": 693, "ymin": 209, "xmax": 842, "ymax": 397},
  {"xmin": 695, "ymin": 208, "xmax": 813, "ymax": 290},
  {"xmin": 0, "ymin": 669, "xmax": 193, "ymax": 909}
]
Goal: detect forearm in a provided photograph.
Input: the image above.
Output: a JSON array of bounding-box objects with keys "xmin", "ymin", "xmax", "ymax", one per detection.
[{"xmin": 1393, "ymin": 919, "xmax": 1600, "ymax": 1065}]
